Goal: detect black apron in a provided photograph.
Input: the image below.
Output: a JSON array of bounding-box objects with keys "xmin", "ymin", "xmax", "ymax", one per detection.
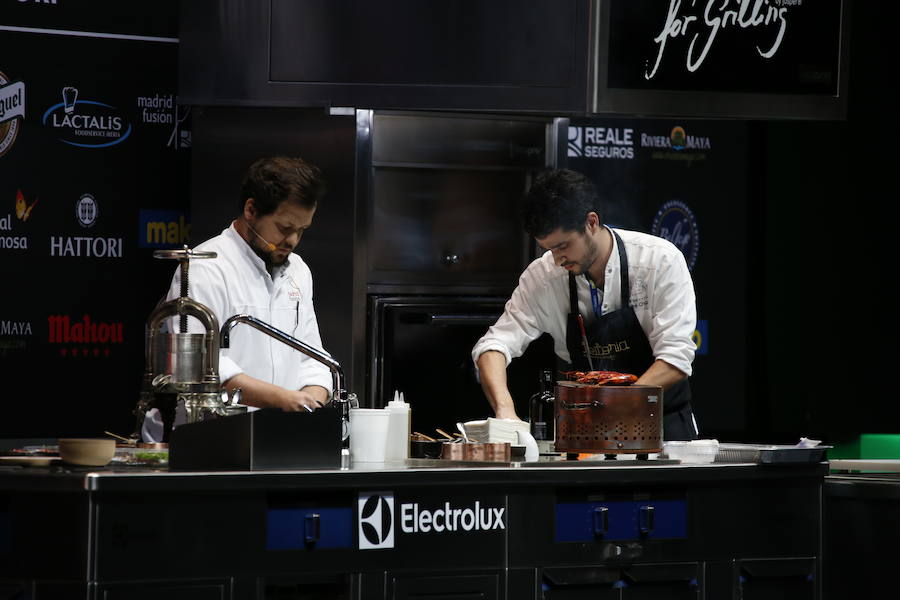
[{"xmin": 564, "ymin": 230, "xmax": 697, "ymax": 441}]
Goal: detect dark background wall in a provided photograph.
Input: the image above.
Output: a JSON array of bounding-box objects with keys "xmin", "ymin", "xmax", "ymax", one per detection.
[
  {"xmin": 0, "ymin": 1, "xmax": 188, "ymax": 439},
  {"xmin": 0, "ymin": 2, "xmax": 895, "ymax": 445},
  {"xmin": 755, "ymin": 1, "xmax": 897, "ymax": 444}
]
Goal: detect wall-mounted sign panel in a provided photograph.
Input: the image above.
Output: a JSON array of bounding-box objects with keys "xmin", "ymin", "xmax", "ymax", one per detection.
[{"xmin": 591, "ymin": 0, "xmax": 849, "ymax": 120}]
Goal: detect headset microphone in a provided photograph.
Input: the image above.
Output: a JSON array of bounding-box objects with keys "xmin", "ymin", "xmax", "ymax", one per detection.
[{"xmin": 245, "ymin": 220, "xmax": 276, "ymax": 251}]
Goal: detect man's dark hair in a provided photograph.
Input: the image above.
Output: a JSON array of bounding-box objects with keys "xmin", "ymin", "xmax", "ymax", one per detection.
[
  {"xmin": 239, "ymin": 156, "xmax": 326, "ymax": 216},
  {"xmin": 520, "ymin": 169, "xmax": 601, "ymax": 238}
]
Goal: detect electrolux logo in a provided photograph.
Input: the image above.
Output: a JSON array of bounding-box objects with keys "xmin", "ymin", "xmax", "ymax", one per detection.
[
  {"xmin": 651, "ymin": 199, "xmax": 700, "ymax": 271},
  {"xmin": 0, "ymin": 71, "xmax": 25, "ymax": 158},
  {"xmin": 357, "ymin": 491, "xmax": 507, "ymax": 550},
  {"xmin": 568, "ymin": 126, "xmax": 634, "ymax": 160},
  {"xmin": 358, "ymin": 492, "xmax": 395, "ymax": 550},
  {"xmin": 42, "ymin": 86, "xmax": 132, "ymax": 148}
]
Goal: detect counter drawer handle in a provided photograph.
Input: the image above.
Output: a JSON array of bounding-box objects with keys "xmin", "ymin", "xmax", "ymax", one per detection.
[
  {"xmin": 592, "ymin": 506, "xmax": 609, "ymax": 537},
  {"xmin": 639, "ymin": 505, "xmax": 655, "ymax": 535},
  {"xmin": 304, "ymin": 513, "xmax": 321, "ymax": 545}
]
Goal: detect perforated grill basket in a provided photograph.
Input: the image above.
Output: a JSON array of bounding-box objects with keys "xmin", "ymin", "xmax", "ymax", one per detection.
[{"xmin": 554, "ymin": 382, "xmax": 664, "ymax": 454}]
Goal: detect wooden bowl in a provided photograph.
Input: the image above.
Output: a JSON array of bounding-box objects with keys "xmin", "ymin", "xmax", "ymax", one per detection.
[{"xmin": 58, "ymin": 438, "xmax": 116, "ymax": 466}]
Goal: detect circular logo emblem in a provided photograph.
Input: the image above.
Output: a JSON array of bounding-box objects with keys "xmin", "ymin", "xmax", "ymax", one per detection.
[
  {"xmin": 651, "ymin": 200, "xmax": 699, "ymax": 271},
  {"xmin": 0, "ymin": 71, "xmax": 23, "ymax": 158},
  {"xmin": 670, "ymin": 126, "xmax": 686, "ymax": 150},
  {"xmin": 360, "ymin": 494, "xmax": 393, "ymax": 546},
  {"xmin": 75, "ymin": 194, "xmax": 98, "ymax": 228}
]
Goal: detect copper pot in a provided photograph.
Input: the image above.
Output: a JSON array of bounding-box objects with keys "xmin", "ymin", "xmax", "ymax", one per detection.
[
  {"xmin": 554, "ymin": 382, "xmax": 663, "ymax": 454},
  {"xmin": 440, "ymin": 442, "xmax": 511, "ymax": 462}
]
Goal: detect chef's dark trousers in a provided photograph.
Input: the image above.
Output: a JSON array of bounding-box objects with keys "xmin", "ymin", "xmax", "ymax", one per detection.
[{"xmin": 664, "ymin": 403, "xmax": 698, "ymax": 441}]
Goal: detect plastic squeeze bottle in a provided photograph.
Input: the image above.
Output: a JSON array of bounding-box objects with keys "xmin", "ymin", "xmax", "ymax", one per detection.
[{"xmin": 385, "ymin": 392, "xmax": 410, "ymax": 461}]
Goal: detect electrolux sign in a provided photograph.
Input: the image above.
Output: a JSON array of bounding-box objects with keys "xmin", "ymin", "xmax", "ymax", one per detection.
[{"xmin": 357, "ymin": 491, "xmax": 506, "ymax": 550}]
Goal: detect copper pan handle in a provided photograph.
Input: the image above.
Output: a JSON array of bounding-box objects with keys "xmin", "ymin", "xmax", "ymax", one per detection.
[{"xmin": 559, "ymin": 400, "xmax": 606, "ymax": 410}]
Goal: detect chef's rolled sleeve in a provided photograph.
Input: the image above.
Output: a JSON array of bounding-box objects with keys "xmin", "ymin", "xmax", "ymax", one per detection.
[{"xmin": 645, "ymin": 251, "xmax": 696, "ymax": 377}]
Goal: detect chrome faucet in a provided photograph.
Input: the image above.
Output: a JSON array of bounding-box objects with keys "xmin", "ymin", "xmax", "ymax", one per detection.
[{"xmin": 219, "ymin": 314, "xmax": 348, "ymax": 404}]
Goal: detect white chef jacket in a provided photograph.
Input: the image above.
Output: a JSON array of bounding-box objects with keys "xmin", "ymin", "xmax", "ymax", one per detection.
[
  {"xmin": 165, "ymin": 223, "xmax": 333, "ymax": 397},
  {"xmin": 472, "ymin": 226, "xmax": 697, "ymax": 377}
]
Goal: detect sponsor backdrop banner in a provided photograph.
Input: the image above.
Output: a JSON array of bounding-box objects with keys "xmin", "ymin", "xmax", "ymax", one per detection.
[
  {"xmin": 0, "ymin": 1, "xmax": 189, "ymax": 437},
  {"xmin": 566, "ymin": 118, "xmax": 749, "ymax": 434}
]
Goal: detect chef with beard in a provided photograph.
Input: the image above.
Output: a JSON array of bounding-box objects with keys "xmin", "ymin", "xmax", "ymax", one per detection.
[
  {"xmin": 153, "ymin": 156, "xmax": 333, "ymax": 429},
  {"xmin": 472, "ymin": 169, "xmax": 699, "ymax": 440}
]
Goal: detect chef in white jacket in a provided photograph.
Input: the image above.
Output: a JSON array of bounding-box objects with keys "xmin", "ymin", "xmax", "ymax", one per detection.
[{"xmin": 146, "ymin": 156, "xmax": 332, "ymax": 441}]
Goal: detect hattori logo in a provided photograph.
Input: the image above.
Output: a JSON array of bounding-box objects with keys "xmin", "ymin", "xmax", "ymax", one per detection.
[
  {"xmin": 568, "ymin": 126, "xmax": 634, "ymax": 160},
  {"xmin": 358, "ymin": 492, "xmax": 395, "ymax": 549},
  {"xmin": 42, "ymin": 86, "xmax": 132, "ymax": 148},
  {"xmin": 651, "ymin": 199, "xmax": 700, "ymax": 271},
  {"xmin": 0, "ymin": 71, "xmax": 25, "ymax": 158},
  {"xmin": 75, "ymin": 194, "xmax": 98, "ymax": 228},
  {"xmin": 50, "ymin": 194, "xmax": 124, "ymax": 258}
]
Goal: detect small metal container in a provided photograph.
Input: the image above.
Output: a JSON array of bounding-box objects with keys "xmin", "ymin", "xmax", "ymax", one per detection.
[
  {"xmin": 554, "ymin": 382, "xmax": 664, "ymax": 454},
  {"xmin": 441, "ymin": 442, "xmax": 466, "ymax": 460}
]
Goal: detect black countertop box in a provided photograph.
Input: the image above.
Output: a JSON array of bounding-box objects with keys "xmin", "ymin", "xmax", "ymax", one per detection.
[{"xmin": 169, "ymin": 407, "xmax": 342, "ymax": 470}]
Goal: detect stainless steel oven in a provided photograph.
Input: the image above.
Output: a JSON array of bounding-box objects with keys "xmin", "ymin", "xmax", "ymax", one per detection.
[{"xmin": 368, "ymin": 295, "xmax": 555, "ymax": 436}]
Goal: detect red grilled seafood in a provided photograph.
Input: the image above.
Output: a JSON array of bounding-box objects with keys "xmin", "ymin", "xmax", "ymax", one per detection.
[{"xmin": 559, "ymin": 370, "xmax": 638, "ymax": 386}]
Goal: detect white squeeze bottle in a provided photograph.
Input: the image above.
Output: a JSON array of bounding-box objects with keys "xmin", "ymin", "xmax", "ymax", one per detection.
[{"xmin": 385, "ymin": 391, "xmax": 410, "ymax": 461}]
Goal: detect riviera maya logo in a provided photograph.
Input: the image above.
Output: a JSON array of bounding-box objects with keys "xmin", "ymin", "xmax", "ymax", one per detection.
[
  {"xmin": 651, "ymin": 199, "xmax": 699, "ymax": 271},
  {"xmin": 0, "ymin": 71, "xmax": 26, "ymax": 158},
  {"xmin": 42, "ymin": 85, "xmax": 132, "ymax": 148}
]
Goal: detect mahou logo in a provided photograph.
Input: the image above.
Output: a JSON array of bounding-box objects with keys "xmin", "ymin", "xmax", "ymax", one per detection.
[{"xmin": 48, "ymin": 314, "xmax": 124, "ymax": 357}]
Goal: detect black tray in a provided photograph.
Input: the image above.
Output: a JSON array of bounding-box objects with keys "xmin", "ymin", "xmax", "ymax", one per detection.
[{"xmin": 716, "ymin": 443, "xmax": 831, "ymax": 464}]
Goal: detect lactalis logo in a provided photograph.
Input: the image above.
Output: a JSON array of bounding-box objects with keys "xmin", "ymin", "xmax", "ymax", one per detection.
[
  {"xmin": 42, "ymin": 86, "xmax": 132, "ymax": 148},
  {"xmin": 358, "ymin": 492, "xmax": 395, "ymax": 550},
  {"xmin": 0, "ymin": 71, "xmax": 25, "ymax": 158}
]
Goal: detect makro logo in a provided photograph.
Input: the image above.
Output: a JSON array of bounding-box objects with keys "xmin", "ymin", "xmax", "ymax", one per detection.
[
  {"xmin": 0, "ymin": 189, "xmax": 36, "ymax": 251},
  {"xmin": 42, "ymin": 86, "xmax": 132, "ymax": 148},
  {"xmin": 651, "ymin": 199, "xmax": 700, "ymax": 271},
  {"xmin": 358, "ymin": 492, "xmax": 395, "ymax": 550},
  {"xmin": 50, "ymin": 194, "xmax": 124, "ymax": 258},
  {"xmin": 48, "ymin": 314, "xmax": 123, "ymax": 357},
  {"xmin": 139, "ymin": 209, "xmax": 190, "ymax": 248},
  {"xmin": 568, "ymin": 126, "xmax": 634, "ymax": 160},
  {"xmin": 0, "ymin": 71, "xmax": 25, "ymax": 157}
]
